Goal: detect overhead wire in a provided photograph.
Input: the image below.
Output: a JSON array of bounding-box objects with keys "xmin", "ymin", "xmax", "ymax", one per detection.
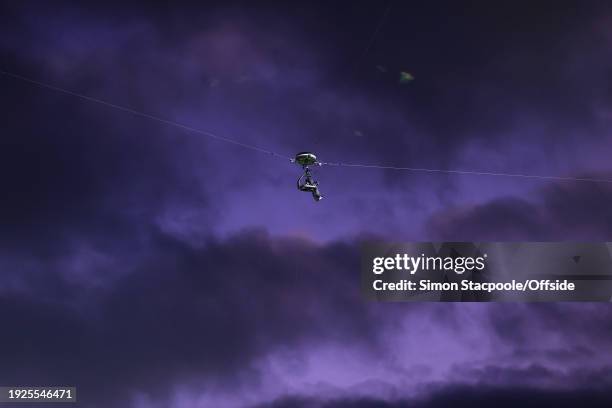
[
  {"xmin": 2, "ymin": 68, "xmax": 611, "ymax": 184},
  {"xmin": 319, "ymin": 161, "xmax": 612, "ymax": 184},
  {"xmin": 313, "ymin": 0, "xmax": 393, "ymax": 149},
  {"xmin": 355, "ymin": 0, "xmax": 394, "ymax": 65},
  {"xmin": 0, "ymin": 69, "xmax": 291, "ymax": 161}
]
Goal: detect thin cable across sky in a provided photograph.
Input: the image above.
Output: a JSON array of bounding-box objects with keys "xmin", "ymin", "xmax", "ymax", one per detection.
[
  {"xmin": 0, "ymin": 69, "xmax": 291, "ymax": 161},
  {"xmin": 2, "ymin": 69, "xmax": 611, "ymax": 184},
  {"xmin": 319, "ymin": 162, "xmax": 612, "ymax": 183}
]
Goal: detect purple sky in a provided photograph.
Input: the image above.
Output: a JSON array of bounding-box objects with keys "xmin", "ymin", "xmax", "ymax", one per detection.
[{"xmin": 1, "ymin": 1, "xmax": 612, "ymax": 407}]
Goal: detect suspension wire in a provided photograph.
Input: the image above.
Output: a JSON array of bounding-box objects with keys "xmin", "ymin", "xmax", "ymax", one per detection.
[
  {"xmin": 355, "ymin": 0, "xmax": 394, "ymax": 65},
  {"xmin": 0, "ymin": 69, "xmax": 292, "ymax": 161},
  {"xmin": 313, "ymin": 0, "xmax": 393, "ymax": 149},
  {"xmin": 2, "ymin": 68, "xmax": 611, "ymax": 184},
  {"xmin": 320, "ymin": 161, "xmax": 612, "ymax": 184}
]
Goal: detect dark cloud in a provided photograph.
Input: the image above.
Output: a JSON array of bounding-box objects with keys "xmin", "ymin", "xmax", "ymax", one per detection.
[
  {"xmin": 2, "ymin": 2, "xmax": 612, "ymax": 407},
  {"xmin": 254, "ymin": 386, "xmax": 612, "ymax": 408},
  {"xmin": 2, "ymin": 229, "xmax": 612, "ymax": 406},
  {"xmin": 5, "ymin": 0, "xmax": 610, "ymax": 190},
  {"xmin": 427, "ymin": 177, "xmax": 612, "ymax": 240},
  {"xmin": 0, "ymin": 230, "xmax": 383, "ymax": 406}
]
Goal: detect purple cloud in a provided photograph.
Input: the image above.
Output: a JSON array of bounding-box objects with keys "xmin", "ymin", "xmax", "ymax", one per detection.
[{"xmin": 2, "ymin": 2, "xmax": 612, "ymax": 407}]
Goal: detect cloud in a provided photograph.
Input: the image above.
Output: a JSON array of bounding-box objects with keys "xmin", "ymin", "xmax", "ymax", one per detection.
[
  {"xmin": 0, "ymin": 229, "xmax": 381, "ymax": 406},
  {"xmin": 2, "ymin": 229, "xmax": 612, "ymax": 407},
  {"xmin": 253, "ymin": 386, "xmax": 612, "ymax": 408},
  {"xmin": 2, "ymin": 3, "xmax": 612, "ymax": 408},
  {"xmin": 427, "ymin": 177, "xmax": 612, "ymax": 240}
]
